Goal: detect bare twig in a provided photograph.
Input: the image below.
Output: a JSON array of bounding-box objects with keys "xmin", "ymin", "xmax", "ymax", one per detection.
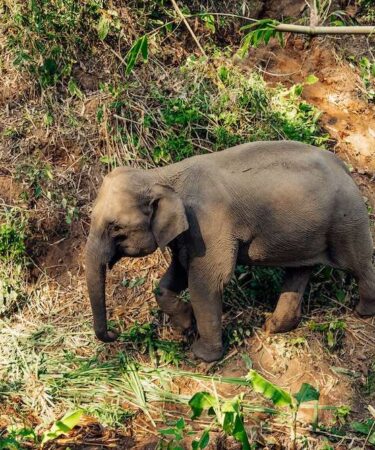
[{"xmin": 170, "ymin": 0, "xmax": 207, "ymax": 57}]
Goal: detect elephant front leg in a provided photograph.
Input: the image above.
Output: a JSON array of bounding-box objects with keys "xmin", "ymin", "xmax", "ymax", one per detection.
[
  {"xmin": 264, "ymin": 267, "xmax": 312, "ymax": 334},
  {"xmin": 155, "ymin": 255, "xmax": 193, "ymax": 331},
  {"xmin": 188, "ymin": 255, "xmax": 236, "ymax": 362}
]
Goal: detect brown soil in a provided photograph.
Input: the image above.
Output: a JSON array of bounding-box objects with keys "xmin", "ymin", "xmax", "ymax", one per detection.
[{"xmin": 245, "ymin": 40, "xmax": 375, "ymax": 174}]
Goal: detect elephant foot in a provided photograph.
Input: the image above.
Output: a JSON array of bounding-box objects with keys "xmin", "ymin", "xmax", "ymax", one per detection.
[
  {"xmin": 95, "ymin": 329, "xmax": 119, "ymax": 343},
  {"xmin": 191, "ymin": 338, "xmax": 224, "ymax": 362},
  {"xmin": 263, "ymin": 314, "xmax": 301, "ymax": 335},
  {"xmin": 169, "ymin": 302, "xmax": 194, "ymax": 331},
  {"xmin": 355, "ymin": 299, "xmax": 375, "ymax": 317}
]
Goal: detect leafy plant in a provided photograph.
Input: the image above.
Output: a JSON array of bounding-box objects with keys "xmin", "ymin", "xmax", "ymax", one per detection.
[
  {"xmin": 359, "ymin": 57, "xmax": 375, "ymax": 101},
  {"xmin": 0, "ymin": 427, "xmax": 38, "ymax": 450},
  {"xmin": 5, "ymin": 0, "xmax": 95, "ymax": 87},
  {"xmin": 42, "ymin": 409, "xmax": 84, "ymax": 444},
  {"xmin": 189, "ymin": 392, "xmax": 251, "ymax": 450},
  {"xmin": 15, "ymin": 161, "xmax": 53, "ymax": 200},
  {"xmin": 119, "ymin": 322, "xmax": 185, "ymax": 366},
  {"xmin": 0, "ymin": 209, "xmax": 28, "ymax": 315},
  {"xmin": 309, "ymin": 319, "xmax": 346, "ymax": 350},
  {"xmin": 239, "ymin": 19, "xmax": 283, "ymax": 55},
  {"xmin": 158, "ymin": 417, "xmax": 206, "ymax": 450}
]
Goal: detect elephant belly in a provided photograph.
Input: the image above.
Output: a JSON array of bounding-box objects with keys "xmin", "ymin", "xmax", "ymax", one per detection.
[{"xmin": 237, "ymin": 237, "xmax": 331, "ymax": 268}]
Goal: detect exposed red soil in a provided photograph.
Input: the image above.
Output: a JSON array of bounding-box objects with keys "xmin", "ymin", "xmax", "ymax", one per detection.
[{"xmin": 245, "ymin": 40, "xmax": 375, "ymax": 174}]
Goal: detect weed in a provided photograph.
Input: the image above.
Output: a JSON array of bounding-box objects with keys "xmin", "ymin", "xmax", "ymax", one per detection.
[
  {"xmin": 225, "ymin": 320, "xmax": 252, "ymax": 347},
  {"xmin": 0, "ymin": 209, "xmax": 28, "ymax": 315},
  {"xmin": 0, "ymin": 427, "xmax": 38, "ymax": 450},
  {"xmin": 334, "ymin": 405, "xmax": 351, "ymax": 425},
  {"xmin": 119, "ymin": 322, "xmax": 185, "ymax": 366},
  {"xmin": 309, "ymin": 319, "xmax": 346, "ymax": 350},
  {"xmin": 15, "ymin": 161, "xmax": 53, "ymax": 201},
  {"xmin": 158, "ymin": 417, "xmax": 205, "ymax": 450},
  {"xmin": 189, "ymin": 391, "xmax": 251, "ymax": 449},
  {"xmin": 359, "ymin": 57, "xmax": 375, "ymax": 102}
]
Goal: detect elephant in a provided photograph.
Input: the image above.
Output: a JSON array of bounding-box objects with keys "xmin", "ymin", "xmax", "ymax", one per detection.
[{"xmin": 85, "ymin": 140, "xmax": 375, "ymax": 362}]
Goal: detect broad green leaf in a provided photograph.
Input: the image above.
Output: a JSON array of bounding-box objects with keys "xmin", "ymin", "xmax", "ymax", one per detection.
[
  {"xmin": 192, "ymin": 428, "xmax": 210, "ymax": 449},
  {"xmin": 189, "ymin": 392, "xmax": 217, "ymax": 419},
  {"xmin": 247, "ymin": 370, "xmax": 292, "ymax": 407},
  {"xmin": 125, "ymin": 35, "xmax": 148, "ymax": 75},
  {"xmin": 294, "ymin": 383, "xmax": 320, "ymax": 405},
  {"xmin": 351, "ymin": 420, "xmax": 375, "ymax": 444},
  {"xmin": 41, "ymin": 410, "xmax": 83, "ymax": 444},
  {"xmin": 305, "ymin": 74, "xmax": 319, "ymax": 85},
  {"xmin": 221, "ymin": 396, "xmax": 251, "ymax": 450},
  {"xmin": 352, "ymin": 420, "xmax": 372, "ymax": 434},
  {"xmin": 97, "ymin": 16, "xmax": 110, "ymax": 41},
  {"xmin": 232, "ymin": 417, "xmax": 251, "ymax": 450}
]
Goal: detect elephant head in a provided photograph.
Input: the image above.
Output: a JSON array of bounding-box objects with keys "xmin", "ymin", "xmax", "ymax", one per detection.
[{"xmin": 85, "ymin": 167, "xmax": 189, "ymax": 342}]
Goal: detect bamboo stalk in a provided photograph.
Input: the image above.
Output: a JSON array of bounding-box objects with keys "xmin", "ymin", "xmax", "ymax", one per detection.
[{"xmin": 275, "ymin": 24, "xmax": 375, "ymax": 35}]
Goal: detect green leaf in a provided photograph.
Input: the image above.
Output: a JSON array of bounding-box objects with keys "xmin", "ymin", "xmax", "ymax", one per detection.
[
  {"xmin": 294, "ymin": 383, "xmax": 320, "ymax": 406},
  {"xmin": 247, "ymin": 370, "xmax": 292, "ymax": 407},
  {"xmin": 189, "ymin": 392, "xmax": 217, "ymax": 419},
  {"xmin": 175, "ymin": 417, "xmax": 185, "ymax": 430},
  {"xmin": 125, "ymin": 35, "xmax": 148, "ymax": 75},
  {"xmin": 192, "ymin": 428, "xmax": 210, "ymax": 449},
  {"xmin": 305, "ymin": 74, "xmax": 319, "ymax": 85},
  {"xmin": 97, "ymin": 16, "xmax": 110, "ymax": 41},
  {"xmin": 201, "ymin": 14, "xmax": 215, "ymax": 33},
  {"xmin": 241, "ymin": 353, "xmax": 253, "ymax": 369},
  {"xmin": 41, "ymin": 410, "xmax": 83, "ymax": 444},
  {"xmin": 67, "ymin": 79, "xmax": 83, "ymax": 99}
]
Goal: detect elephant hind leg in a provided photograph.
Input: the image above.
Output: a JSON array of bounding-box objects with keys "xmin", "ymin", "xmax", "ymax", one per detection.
[
  {"xmin": 355, "ymin": 263, "xmax": 375, "ymax": 316},
  {"xmin": 264, "ymin": 267, "xmax": 312, "ymax": 334}
]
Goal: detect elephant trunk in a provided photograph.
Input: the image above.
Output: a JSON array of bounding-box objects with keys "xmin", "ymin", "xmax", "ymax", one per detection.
[{"xmin": 85, "ymin": 236, "xmax": 118, "ymax": 342}]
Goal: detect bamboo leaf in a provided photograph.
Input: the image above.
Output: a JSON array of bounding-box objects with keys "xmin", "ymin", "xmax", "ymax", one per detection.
[{"xmin": 125, "ymin": 35, "xmax": 148, "ymax": 75}]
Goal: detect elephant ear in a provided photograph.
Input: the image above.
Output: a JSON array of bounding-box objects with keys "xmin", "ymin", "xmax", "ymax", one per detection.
[{"xmin": 150, "ymin": 184, "xmax": 189, "ymax": 249}]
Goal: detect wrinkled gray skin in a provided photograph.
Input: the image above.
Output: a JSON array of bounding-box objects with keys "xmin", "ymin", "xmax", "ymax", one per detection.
[{"xmin": 85, "ymin": 141, "xmax": 375, "ymax": 362}]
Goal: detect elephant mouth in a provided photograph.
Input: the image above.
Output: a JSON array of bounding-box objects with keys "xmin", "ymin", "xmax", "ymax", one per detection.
[{"xmin": 124, "ymin": 245, "xmax": 157, "ymax": 257}]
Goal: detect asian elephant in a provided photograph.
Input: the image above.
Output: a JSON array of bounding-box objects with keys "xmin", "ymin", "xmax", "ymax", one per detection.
[{"xmin": 85, "ymin": 141, "xmax": 375, "ymax": 362}]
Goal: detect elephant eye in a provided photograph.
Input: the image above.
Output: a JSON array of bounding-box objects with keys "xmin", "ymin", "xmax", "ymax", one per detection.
[{"xmin": 113, "ymin": 224, "xmax": 121, "ymax": 232}]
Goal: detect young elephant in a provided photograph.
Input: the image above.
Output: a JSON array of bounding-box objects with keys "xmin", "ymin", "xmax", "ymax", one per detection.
[{"xmin": 85, "ymin": 141, "xmax": 375, "ymax": 362}]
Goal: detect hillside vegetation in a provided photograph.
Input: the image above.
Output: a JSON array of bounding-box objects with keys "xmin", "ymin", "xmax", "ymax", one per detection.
[{"xmin": 0, "ymin": 1, "xmax": 375, "ymax": 449}]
